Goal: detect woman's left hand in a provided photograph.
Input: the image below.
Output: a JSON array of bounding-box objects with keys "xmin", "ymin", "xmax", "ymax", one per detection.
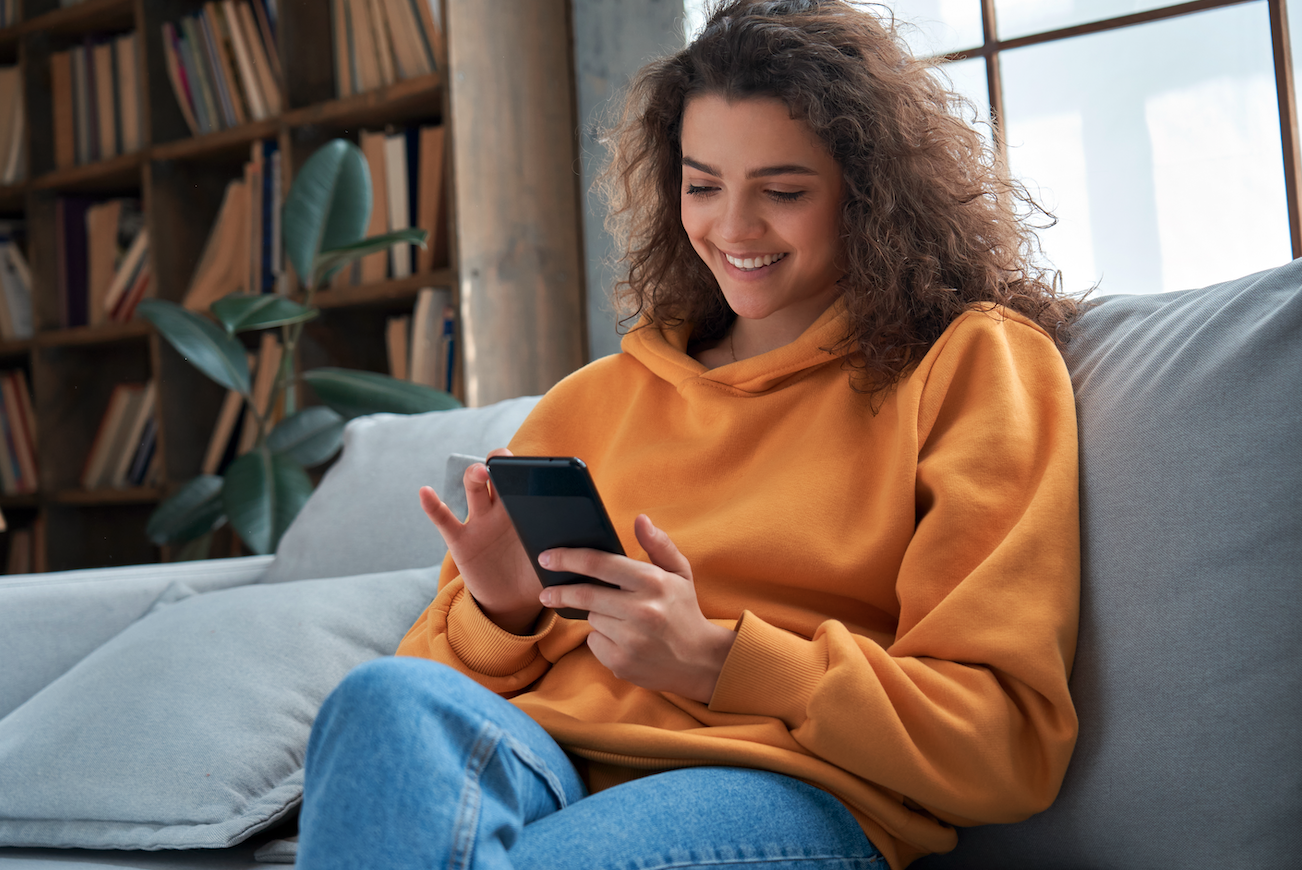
[{"xmin": 537, "ymin": 515, "xmax": 736, "ymax": 704}]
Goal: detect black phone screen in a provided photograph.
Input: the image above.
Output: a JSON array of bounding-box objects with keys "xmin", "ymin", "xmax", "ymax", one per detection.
[{"xmin": 486, "ymin": 456, "xmax": 624, "ymax": 619}]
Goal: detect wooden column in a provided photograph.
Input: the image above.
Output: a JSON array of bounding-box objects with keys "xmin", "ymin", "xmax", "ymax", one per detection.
[{"xmin": 446, "ymin": 0, "xmax": 588, "ymax": 407}]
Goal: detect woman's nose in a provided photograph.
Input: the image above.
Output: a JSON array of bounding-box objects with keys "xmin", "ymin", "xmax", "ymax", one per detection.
[{"xmin": 717, "ymin": 196, "xmax": 764, "ymax": 243}]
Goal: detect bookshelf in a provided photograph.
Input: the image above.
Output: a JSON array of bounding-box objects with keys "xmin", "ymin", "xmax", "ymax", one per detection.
[{"xmin": 0, "ymin": 0, "xmax": 587, "ymax": 572}]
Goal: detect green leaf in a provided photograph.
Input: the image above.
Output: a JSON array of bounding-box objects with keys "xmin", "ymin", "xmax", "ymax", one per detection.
[
  {"xmin": 267, "ymin": 406, "xmax": 345, "ymax": 467},
  {"xmin": 146, "ymin": 475, "xmax": 226, "ymax": 545},
  {"xmin": 210, "ymin": 293, "xmax": 319, "ymax": 335},
  {"xmin": 283, "ymin": 139, "xmax": 372, "ymax": 289},
  {"xmin": 138, "ymin": 299, "xmax": 251, "ymax": 396},
  {"xmin": 223, "ymin": 448, "xmax": 315, "ymax": 556},
  {"xmin": 312, "ymin": 228, "xmax": 429, "ymax": 283},
  {"xmin": 303, "ymin": 367, "xmax": 462, "ymax": 419}
]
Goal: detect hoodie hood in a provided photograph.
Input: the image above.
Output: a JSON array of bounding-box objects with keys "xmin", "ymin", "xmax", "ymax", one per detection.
[{"xmin": 620, "ymin": 298, "xmax": 851, "ymax": 396}]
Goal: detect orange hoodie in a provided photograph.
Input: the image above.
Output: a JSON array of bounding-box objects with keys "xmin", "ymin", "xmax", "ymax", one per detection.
[{"xmin": 397, "ymin": 300, "xmax": 1080, "ymax": 868}]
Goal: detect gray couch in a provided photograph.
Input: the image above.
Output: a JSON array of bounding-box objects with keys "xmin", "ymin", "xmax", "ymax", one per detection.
[{"xmin": 1, "ymin": 260, "xmax": 1299, "ymax": 869}]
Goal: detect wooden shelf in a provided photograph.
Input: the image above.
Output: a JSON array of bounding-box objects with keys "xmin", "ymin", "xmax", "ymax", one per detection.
[
  {"xmin": 30, "ymin": 152, "xmax": 145, "ymax": 193},
  {"xmin": 285, "ymin": 73, "xmax": 444, "ymax": 130},
  {"xmin": 18, "ymin": 0, "xmax": 133, "ymax": 38},
  {"xmin": 35, "ymin": 320, "xmax": 151, "ymax": 348},
  {"xmin": 50, "ymin": 486, "xmax": 162, "ymax": 506},
  {"xmin": 1, "ymin": 0, "xmax": 586, "ymax": 573},
  {"xmin": 309, "ymin": 271, "xmax": 457, "ymax": 310}
]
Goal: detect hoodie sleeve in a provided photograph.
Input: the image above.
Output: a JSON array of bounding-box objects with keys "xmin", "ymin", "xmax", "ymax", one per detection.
[{"xmin": 707, "ymin": 311, "xmax": 1081, "ymax": 826}]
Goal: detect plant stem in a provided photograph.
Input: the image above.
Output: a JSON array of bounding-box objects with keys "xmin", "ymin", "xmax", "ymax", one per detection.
[{"xmin": 253, "ymin": 278, "xmax": 320, "ymax": 449}]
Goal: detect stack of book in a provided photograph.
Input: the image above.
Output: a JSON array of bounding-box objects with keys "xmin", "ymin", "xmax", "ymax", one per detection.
[
  {"xmin": 0, "ymin": 227, "xmax": 33, "ymax": 341},
  {"xmin": 0, "ymin": 369, "xmax": 37, "ymax": 495},
  {"xmin": 331, "ymin": 124, "xmax": 446, "ymax": 288},
  {"xmin": 81, "ymin": 380, "xmax": 158, "ymax": 491},
  {"xmin": 201, "ymin": 333, "xmax": 282, "ymax": 476},
  {"xmin": 0, "ymin": 65, "xmax": 25, "ymax": 184},
  {"xmin": 53, "ymin": 197, "xmax": 152, "ymax": 330},
  {"xmin": 162, "ymin": 0, "xmax": 283, "ymax": 137},
  {"xmin": 385, "ymin": 287, "xmax": 456, "ymax": 393},
  {"xmin": 184, "ymin": 139, "xmax": 283, "ymax": 310},
  {"xmin": 50, "ymin": 32, "xmax": 143, "ymax": 169},
  {"xmin": 331, "ymin": 0, "xmax": 442, "ymax": 98}
]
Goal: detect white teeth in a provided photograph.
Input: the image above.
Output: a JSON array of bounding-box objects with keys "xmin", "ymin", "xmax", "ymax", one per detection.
[{"xmin": 725, "ymin": 252, "xmax": 786, "ymax": 271}]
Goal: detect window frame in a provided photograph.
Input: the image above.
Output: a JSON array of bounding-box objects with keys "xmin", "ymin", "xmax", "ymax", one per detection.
[{"xmin": 941, "ymin": 0, "xmax": 1301, "ymax": 258}]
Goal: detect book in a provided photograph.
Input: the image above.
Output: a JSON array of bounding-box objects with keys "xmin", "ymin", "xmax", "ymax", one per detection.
[
  {"xmin": 85, "ymin": 199, "xmax": 123, "ymax": 328},
  {"xmin": 162, "ymin": 22, "xmax": 201, "ymax": 136},
  {"xmin": 358, "ymin": 129, "xmax": 390, "ymax": 282},
  {"xmin": 57, "ymin": 196, "xmax": 95, "ymax": 329},
  {"xmin": 439, "ymin": 302, "xmax": 456, "ymax": 393},
  {"xmin": 384, "ymin": 131, "xmax": 411, "ymax": 277},
  {"xmin": 204, "ymin": 3, "xmax": 248, "ymax": 126},
  {"xmin": 380, "ymin": 0, "xmax": 428, "ymax": 79},
  {"xmin": 238, "ymin": 333, "xmax": 283, "ymax": 454},
  {"xmin": 111, "ymin": 262, "xmax": 152, "ymax": 322},
  {"xmin": 236, "ymin": 1, "xmax": 282, "ymax": 116},
  {"xmin": 409, "ymin": 287, "xmax": 451, "ymax": 388},
  {"xmin": 331, "ymin": 0, "xmax": 352, "ymax": 98},
  {"xmin": 51, "ymin": 50, "xmax": 77, "ymax": 168},
  {"xmin": 0, "ymin": 66, "xmax": 21, "ymax": 183},
  {"xmin": 115, "ymin": 32, "xmax": 141, "ymax": 153},
  {"xmin": 70, "ymin": 46, "xmax": 90, "ymax": 164},
  {"xmin": 108, "ymin": 380, "xmax": 156, "ymax": 488},
  {"xmin": 386, "ymin": 314, "xmax": 410, "ymax": 380},
  {"xmin": 367, "ymin": 0, "xmax": 396, "ymax": 87},
  {"xmin": 0, "ymin": 397, "xmax": 18, "ymax": 494},
  {"xmin": 244, "ymin": 141, "xmax": 264, "ymax": 296},
  {"xmin": 81, "ymin": 383, "xmax": 140, "ymax": 490},
  {"xmin": 92, "ymin": 40, "xmax": 117, "ymax": 159},
  {"xmin": 102, "ymin": 226, "xmax": 149, "ymax": 318},
  {"xmin": 202, "ymin": 385, "xmax": 246, "ymax": 475},
  {"xmin": 124, "ymin": 414, "xmax": 158, "ymax": 486},
  {"xmin": 249, "ymin": 0, "xmax": 283, "ymax": 87},
  {"xmin": 180, "ymin": 17, "xmax": 221, "ymax": 133},
  {"xmin": 223, "ymin": 0, "xmax": 267, "ymax": 120},
  {"xmin": 416, "ymin": 124, "xmax": 446, "ymax": 270},
  {"xmin": 0, "ymin": 241, "xmax": 33, "ymax": 340},
  {"xmin": 2, "ymin": 373, "xmax": 37, "ymax": 492},
  {"xmin": 347, "ymin": 0, "xmax": 382, "ymax": 93},
  {"xmin": 409, "ymin": 0, "xmax": 444, "ymax": 71},
  {"xmin": 185, "ymin": 178, "xmax": 249, "ymax": 310}
]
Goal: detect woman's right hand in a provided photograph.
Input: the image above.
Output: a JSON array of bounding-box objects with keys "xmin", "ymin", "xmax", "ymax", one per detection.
[{"xmin": 419, "ymin": 448, "xmax": 543, "ymax": 635}]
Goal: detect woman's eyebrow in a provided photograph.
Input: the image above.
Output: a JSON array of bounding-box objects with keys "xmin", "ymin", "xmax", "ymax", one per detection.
[{"xmin": 681, "ymin": 156, "xmax": 819, "ymax": 179}]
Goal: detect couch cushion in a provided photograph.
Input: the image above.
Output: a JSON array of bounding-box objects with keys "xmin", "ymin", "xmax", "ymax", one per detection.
[
  {"xmin": 262, "ymin": 397, "xmax": 540, "ymax": 583},
  {"xmin": 0, "ymin": 566, "xmax": 438, "ymax": 850},
  {"xmin": 0, "ymin": 556, "xmax": 273, "ymax": 721},
  {"xmin": 917, "ymin": 259, "xmax": 1302, "ymax": 868}
]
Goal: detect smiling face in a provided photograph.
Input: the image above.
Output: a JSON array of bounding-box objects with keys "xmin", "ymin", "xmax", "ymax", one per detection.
[{"xmin": 680, "ymin": 93, "xmax": 845, "ymax": 351}]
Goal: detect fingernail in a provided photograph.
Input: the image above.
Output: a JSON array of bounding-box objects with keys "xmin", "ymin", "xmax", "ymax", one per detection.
[
  {"xmin": 539, "ymin": 589, "xmax": 554, "ymax": 606},
  {"xmin": 538, "ymin": 551, "xmax": 552, "ymax": 568}
]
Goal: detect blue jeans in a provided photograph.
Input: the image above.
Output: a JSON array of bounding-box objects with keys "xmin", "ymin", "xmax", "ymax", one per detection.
[{"xmin": 297, "ymin": 657, "xmax": 885, "ymax": 869}]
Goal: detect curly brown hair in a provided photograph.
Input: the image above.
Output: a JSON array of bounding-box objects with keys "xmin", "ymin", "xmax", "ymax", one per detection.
[{"xmin": 597, "ymin": 0, "xmax": 1079, "ymax": 394}]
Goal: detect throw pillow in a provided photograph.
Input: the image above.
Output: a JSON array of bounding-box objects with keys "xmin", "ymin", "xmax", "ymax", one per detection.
[
  {"xmin": 917, "ymin": 260, "xmax": 1302, "ymax": 868},
  {"xmin": 262, "ymin": 397, "xmax": 540, "ymax": 583},
  {"xmin": 0, "ymin": 565, "xmax": 439, "ymax": 850}
]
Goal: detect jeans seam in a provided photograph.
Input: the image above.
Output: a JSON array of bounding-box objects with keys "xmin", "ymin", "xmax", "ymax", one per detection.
[
  {"xmin": 503, "ymin": 733, "xmax": 573, "ymax": 811},
  {"xmin": 447, "ymin": 721, "xmax": 502, "ymax": 870}
]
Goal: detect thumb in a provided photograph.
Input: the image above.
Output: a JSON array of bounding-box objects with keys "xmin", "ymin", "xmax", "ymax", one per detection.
[{"xmin": 634, "ymin": 514, "xmax": 691, "ymax": 581}]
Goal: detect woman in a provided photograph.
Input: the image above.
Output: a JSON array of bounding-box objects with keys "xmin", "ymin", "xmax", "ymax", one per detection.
[{"xmin": 296, "ymin": 2, "xmax": 1081, "ymax": 868}]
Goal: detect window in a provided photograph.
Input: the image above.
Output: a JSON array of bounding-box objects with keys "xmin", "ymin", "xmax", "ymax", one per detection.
[{"xmin": 686, "ymin": 0, "xmax": 1301, "ymax": 296}]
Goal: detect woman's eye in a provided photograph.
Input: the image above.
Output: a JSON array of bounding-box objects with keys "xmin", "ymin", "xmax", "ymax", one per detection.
[
  {"xmin": 767, "ymin": 190, "xmax": 804, "ymax": 203},
  {"xmin": 685, "ymin": 184, "xmax": 717, "ymax": 197}
]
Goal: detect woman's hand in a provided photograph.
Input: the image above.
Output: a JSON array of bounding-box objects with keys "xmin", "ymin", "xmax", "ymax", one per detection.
[
  {"xmin": 537, "ymin": 515, "xmax": 736, "ymax": 704},
  {"xmin": 419, "ymin": 448, "xmax": 543, "ymax": 635}
]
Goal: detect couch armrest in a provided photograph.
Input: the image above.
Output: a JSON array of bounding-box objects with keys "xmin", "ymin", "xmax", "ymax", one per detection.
[{"xmin": 0, "ymin": 555, "xmax": 274, "ymax": 720}]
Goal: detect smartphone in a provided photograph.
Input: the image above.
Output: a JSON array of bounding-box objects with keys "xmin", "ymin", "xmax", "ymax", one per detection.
[{"xmin": 486, "ymin": 456, "xmax": 625, "ymax": 620}]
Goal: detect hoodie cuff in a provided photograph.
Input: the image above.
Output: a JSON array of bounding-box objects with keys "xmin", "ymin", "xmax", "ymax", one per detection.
[
  {"xmin": 708, "ymin": 610, "xmax": 828, "ymax": 729},
  {"xmin": 446, "ymin": 586, "xmax": 558, "ymax": 678}
]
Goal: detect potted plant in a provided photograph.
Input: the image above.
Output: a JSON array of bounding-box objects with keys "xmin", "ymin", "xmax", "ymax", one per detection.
[{"xmin": 140, "ymin": 139, "xmax": 459, "ymax": 558}]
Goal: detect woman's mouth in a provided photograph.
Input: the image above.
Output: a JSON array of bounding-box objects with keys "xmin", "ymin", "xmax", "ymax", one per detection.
[{"xmin": 724, "ymin": 252, "xmax": 788, "ymax": 272}]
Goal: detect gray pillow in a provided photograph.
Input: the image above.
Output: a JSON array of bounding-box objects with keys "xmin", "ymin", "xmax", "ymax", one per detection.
[
  {"xmin": 262, "ymin": 397, "xmax": 540, "ymax": 583},
  {"xmin": 918, "ymin": 260, "xmax": 1302, "ymax": 868},
  {"xmin": 0, "ymin": 566, "xmax": 439, "ymax": 850},
  {"xmin": 0, "ymin": 556, "xmax": 273, "ymax": 721}
]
